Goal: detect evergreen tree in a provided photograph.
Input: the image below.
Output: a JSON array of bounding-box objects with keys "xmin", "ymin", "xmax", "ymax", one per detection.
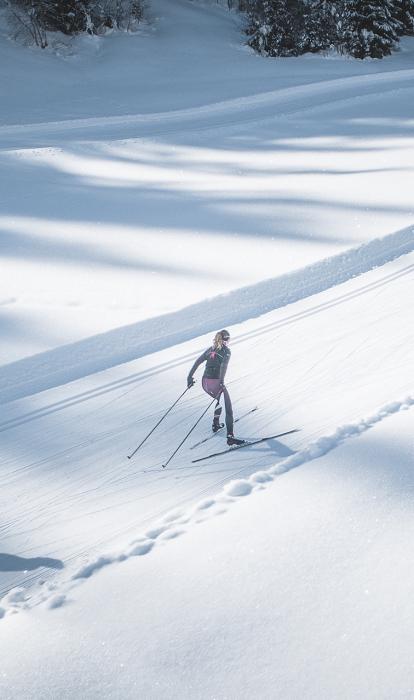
[
  {"xmin": 394, "ymin": 0, "xmax": 414, "ymax": 35},
  {"xmin": 302, "ymin": 0, "xmax": 338, "ymax": 52},
  {"xmin": 247, "ymin": 0, "xmax": 306, "ymax": 56},
  {"xmin": 342, "ymin": 0, "xmax": 400, "ymax": 58}
]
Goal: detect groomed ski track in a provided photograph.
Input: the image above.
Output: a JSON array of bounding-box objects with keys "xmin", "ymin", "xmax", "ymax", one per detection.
[
  {"xmin": 1, "ymin": 68, "xmax": 414, "ymax": 149},
  {"xmin": 0, "ymin": 226, "xmax": 412, "ymax": 405},
  {"xmin": 1, "ymin": 245, "xmax": 413, "ymax": 607}
]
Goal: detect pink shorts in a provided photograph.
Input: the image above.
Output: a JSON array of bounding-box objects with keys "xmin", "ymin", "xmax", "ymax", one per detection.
[{"xmin": 201, "ymin": 377, "xmax": 222, "ymax": 398}]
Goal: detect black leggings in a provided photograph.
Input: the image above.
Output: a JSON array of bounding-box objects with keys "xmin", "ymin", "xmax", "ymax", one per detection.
[{"xmin": 201, "ymin": 377, "xmax": 234, "ymax": 434}]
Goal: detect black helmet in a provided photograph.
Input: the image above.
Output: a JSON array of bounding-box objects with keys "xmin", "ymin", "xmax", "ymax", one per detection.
[{"xmin": 220, "ymin": 329, "xmax": 230, "ymax": 341}]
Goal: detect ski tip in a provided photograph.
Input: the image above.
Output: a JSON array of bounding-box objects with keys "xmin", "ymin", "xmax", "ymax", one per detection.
[{"xmin": 127, "ymin": 455, "xmax": 131, "ymax": 460}]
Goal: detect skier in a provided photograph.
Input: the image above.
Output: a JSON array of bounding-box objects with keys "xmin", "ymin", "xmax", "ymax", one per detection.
[{"xmin": 187, "ymin": 329, "xmax": 245, "ymax": 446}]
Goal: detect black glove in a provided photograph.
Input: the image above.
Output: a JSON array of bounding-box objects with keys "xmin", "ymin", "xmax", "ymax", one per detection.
[{"xmin": 187, "ymin": 376, "xmax": 195, "ymax": 389}]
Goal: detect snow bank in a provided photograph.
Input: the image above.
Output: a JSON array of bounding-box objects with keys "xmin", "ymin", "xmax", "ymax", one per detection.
[{"xmin": 0, "ymin": 225, "xmax": 412, "ymax": 405}]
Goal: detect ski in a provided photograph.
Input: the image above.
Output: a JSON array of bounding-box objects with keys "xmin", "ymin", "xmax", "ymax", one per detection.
[
  {"xmin": 191, "ymin": 429, "xmax": 300, "ymax": 463},
  {"xmin": 190, "ymin": 407, "xmax": 259, "ymax": 450}
]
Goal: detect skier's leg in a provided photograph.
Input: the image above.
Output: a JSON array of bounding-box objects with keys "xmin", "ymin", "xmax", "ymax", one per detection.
[
  {"xmin": 202, "ymin": 378, "xmax": 223, "ymax": 430},
  {"xmin": 222, "ymin": 390, "xmax": 245, "ymax": 445},
  {"xmin": 212, "ymin": 403, "xmax": 223, "ymax": 431},
  {"xmin": 221, "ymin": 386, "xmax": 234, "ymax": 436}
]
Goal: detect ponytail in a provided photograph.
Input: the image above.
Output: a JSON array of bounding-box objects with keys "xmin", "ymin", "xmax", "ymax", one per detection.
[
  {"xmin": 213, "ymin": 332, "xmax": 224, "ymax": 350},
  {"xmin": 213, "ymin": 329, "xmax": 230, "ymax": 350}
]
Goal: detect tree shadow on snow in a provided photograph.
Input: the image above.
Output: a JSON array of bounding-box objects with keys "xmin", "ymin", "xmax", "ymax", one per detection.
[{"xmin": 0, "ymin": 553, "xmax": 64, "ymax": 573}]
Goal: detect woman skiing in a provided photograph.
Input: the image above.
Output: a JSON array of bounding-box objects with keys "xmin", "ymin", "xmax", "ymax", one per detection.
[{"xmin": 187, "ymin": 329, "xmax": 244, "ymax": 446}]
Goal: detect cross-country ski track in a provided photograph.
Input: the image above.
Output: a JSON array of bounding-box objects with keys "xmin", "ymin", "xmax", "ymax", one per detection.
[
  {"xmin": 1, "ymin": 242, "xmax": 413, "ymax": 609},
  {"xmin": 1, "ymin": 68, "xmax": 414, "ymax": 150}
]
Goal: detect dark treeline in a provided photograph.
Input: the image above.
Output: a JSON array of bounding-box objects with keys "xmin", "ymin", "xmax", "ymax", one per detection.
[
  {"xmin": 2, "ymin": 0, "xmax": 414, "ymax": 54},
  {"xmin": 246, "ymin": 0, "xmax": 414, "ymax": 58},
  {"xmin": 3, "ymin": 0, "xmax": 146, "ymax": 47}
]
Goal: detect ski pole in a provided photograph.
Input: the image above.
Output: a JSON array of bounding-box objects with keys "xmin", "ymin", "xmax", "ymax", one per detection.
[
  {"xmin": 127, "ymin": 386, "xmax": 192, "ymax": 460},
  {"xmin": 162, "ymin": 396, "xmax": 218, "ymax": 468}
]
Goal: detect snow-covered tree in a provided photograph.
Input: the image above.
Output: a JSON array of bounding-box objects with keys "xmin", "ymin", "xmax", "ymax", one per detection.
[
  {"xmin": 5, "ymin": 0, "xmax": 145, "ymax": 46},
  {"xmin": 302, "ymin": 0, "xmax": 338, "ymax": 52},
  {"xmin": 342, "ymin": 0, "xmax": 401, "ymax": 58},
  {"xmin": 247, "ymin": 0, "xmax": 306, "ymax": 56},
  {"xmin": 394, "ymin": 0, "xmax": 414, "ymax": 35},
  {"xmin": 88, "ymin": 0, "xmax": 145, "ymax": 32}
]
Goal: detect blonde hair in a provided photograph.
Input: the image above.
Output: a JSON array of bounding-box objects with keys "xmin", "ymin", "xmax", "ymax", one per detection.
[
  {"xmin": 213, "ymin": 332, "xmax": 224, "ymax": 350},
  {"xmin": 213, "ymin": 330, "xmax": 230, "ymax": 350}
]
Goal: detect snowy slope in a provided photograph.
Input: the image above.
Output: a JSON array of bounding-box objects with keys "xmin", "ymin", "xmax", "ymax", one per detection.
[
  {"xmin": 2, "ymin": 0, "xmax": 414, "ymax": 127},
  {"xmin": 1, "ymin": 0, "xmax": 414, "ymax": 363},
  {"xmin": 1, "ymin": 248, "xmax": 412, "ymax": 601},
  {"xmin": 0, "ymin": 1, "xmax": 413, "ymax": 697},
  {"xmin": 1, "ymin": 405, "xmax": 414, "ymax": 699}
]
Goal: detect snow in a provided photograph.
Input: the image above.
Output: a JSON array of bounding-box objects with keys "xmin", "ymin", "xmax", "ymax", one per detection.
[
  {"xmin": 1, "ymin": 2, "xmax": 414, "ymax": 364},
  {"xmin": 1, "ymin": 247, "xmax": 412, "ymax": 613},
  {"xmin": 0, "ymin": 0, "xmax": 413, "ymax": 697},
  {"xmin": 0, "ymin": 225, "xmax": 412, "ymax": 404},
  {"xmin": 1, "ymin": 409, "xmax": 414, "ymax": 699}
]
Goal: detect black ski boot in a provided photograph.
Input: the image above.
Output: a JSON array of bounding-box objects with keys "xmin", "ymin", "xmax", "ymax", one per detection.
[
  {"xmin": 212, "ymin": 405, "xmax": 223, "ymax": 432},
  {"xmin": 227, "ymin": 434, "xmax": 246, "ymax": 446}
]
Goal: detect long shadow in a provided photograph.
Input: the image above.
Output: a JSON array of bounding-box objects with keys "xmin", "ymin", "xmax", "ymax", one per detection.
[
  {"xmin": 1, "ymin": 92, "xmax": 413, "ymax": 292},
  {"xmin": 1, "ymin": 125, "xmax": 413, "ymax": 253},
  {"xmin": 0, "ymin": 155, "xmax": 350, "ymax": 244},
  {"xmin": 0, "ymin": 552, "xmax": 64, "ymax": 572},
  {"xmin": 0, "ymin": 94, "xmax": 413, "ymax": 408},
  {"xmin": 0, "ymin": 224, "xmax": 214, "ymax": 279}
]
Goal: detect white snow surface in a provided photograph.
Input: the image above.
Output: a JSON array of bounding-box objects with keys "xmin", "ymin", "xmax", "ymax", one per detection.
[
  {"xmin": 1, "ymin": 0, "xmax": 414, "ymax": 697},
  {"xmin": 1, "ymin": 409, "xmax": 414, "ymax": 699}
]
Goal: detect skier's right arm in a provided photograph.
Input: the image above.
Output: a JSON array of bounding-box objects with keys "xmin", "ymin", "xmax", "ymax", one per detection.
[{"xmin": 187, "ymin": 349, "xmax": 209, "ymax": 388}]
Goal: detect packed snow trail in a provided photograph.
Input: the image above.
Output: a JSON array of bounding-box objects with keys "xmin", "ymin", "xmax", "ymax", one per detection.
[
  {"xmin": 0, "ymin": 251, "xmax": 412, "ymax": 599},
  {"xmin": 2, "ymin": 69, "xmax": 414, "ymax": 149}
]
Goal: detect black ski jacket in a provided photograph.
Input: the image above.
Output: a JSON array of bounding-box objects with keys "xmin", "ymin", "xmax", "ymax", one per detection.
[{"xmin": 188, "ymin": 345, "xmax": 231, "ymax": 383}]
